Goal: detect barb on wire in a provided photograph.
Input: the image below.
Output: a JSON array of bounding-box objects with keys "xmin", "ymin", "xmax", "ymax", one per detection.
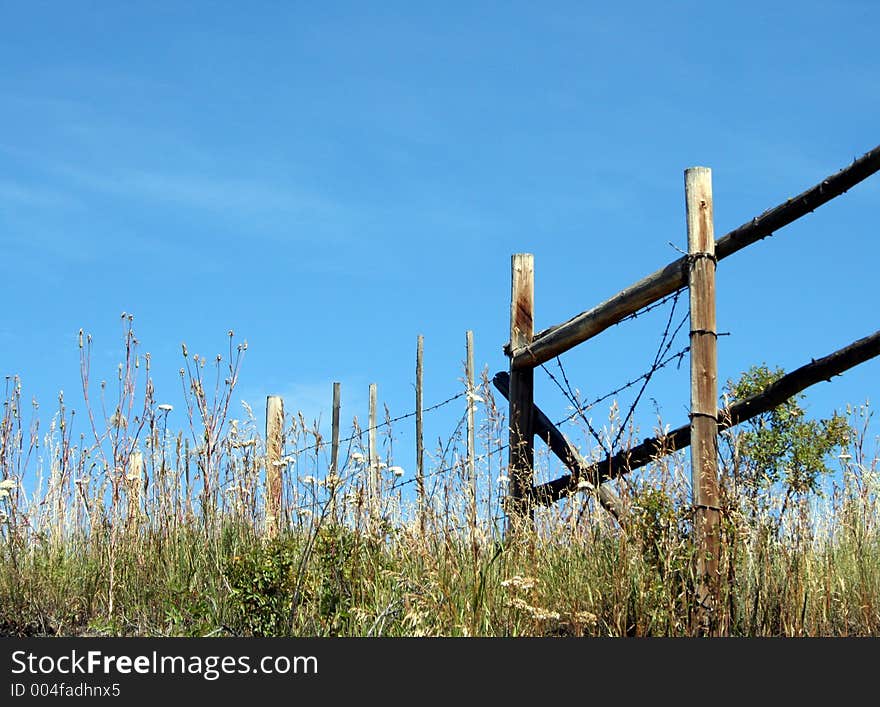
[
  {"xmin": 617, "ymin": 289, "xmax": 684, "ymax": 327},
  {"xmin": 541, "ymin": 289, "xmax": 693, "ymax": 453},
  {"xmin": 542, "ymin": 362, "xmax": 609, "ymax": 456},
  {"xmin": 612, "ymin": 291, "xmax": 686, "ymax": 449}
]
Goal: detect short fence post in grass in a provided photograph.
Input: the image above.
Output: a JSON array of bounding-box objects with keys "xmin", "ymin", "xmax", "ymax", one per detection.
[
  {"xmin": 466, "ymin": 329, "xmax": 477, "ymax": 536},
  {"xmin": 368, "ymin": 382, "xmax": 379, "ymax": 531},
  {"xmin": 128, "ymin": 450, "xmax": 144, "ymax": 526},
  {"xmin": 508, "ymin": 253, "xmax": 535, "ymax": 531},
  {"xmin": 184, "ymin": 437, "xmax": 192, "ymax": 521},
  {"xmin": 329, "ymin": 381, "xmax": 342, "ymax": 521},
  {"xmin": 685, "ymin": 166, "xmax": 722, "ymax": 635},
  {"xmin": 265, "ymin": 395, "xmax": 285, "ymax": 539},
  {"xmin": 416, "ymin": 335, "xmax": 425, "ymax": 536}
]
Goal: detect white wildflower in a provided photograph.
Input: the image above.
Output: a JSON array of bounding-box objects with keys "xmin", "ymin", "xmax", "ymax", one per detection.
[
  {"xmin": 573, "ymin": 610, "xmax": 598, "ymax": 625},
  {"xmin": 350, "ymin": 452, "xmax": 365, "ymax": 464},
  {"xmin": 501, "ymin": 575, "xmax": 540, "ymax": 591},
  {"xmin": 157, "ymin": 404, "xmax": 173, "ymax": 412},
  {"xmin": 301, "ymin": 476, "xmax": 317, "ymax": 485},
  {"xmin": 497, "ymin": 475, "xmax": 510, "ymax": 486},
  {"xmin": 505, "ymin": 597, "xmax": 560, "ymax": 622},
  {"xmin": 388, "ymin": 466, "xmax": 405, "ymax": 477},
  {"xmin": 0, "ymin": 479, "xmax": 16, "ymax": 491}
]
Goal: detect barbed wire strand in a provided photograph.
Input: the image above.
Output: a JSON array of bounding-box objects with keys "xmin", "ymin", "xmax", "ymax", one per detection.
[
  {"xmin": 611, "ymin": 291, "xmax": 686, "ymax": 449},
  {"xmin": 280, "ymin": 390, "xmax": 467, "ymax": 459}
]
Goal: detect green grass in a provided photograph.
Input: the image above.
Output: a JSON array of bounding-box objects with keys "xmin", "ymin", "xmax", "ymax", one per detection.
[
  {"xmin": 3, "ymin": 489, "xmax": 880, "ymax": 637},
  {"xmin": 2, "ymin": 323, "xmax": 879, "ymax": 636}
]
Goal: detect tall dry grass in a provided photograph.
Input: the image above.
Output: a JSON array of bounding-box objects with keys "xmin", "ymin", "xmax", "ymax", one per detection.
[{"xmin": 1, "ymin": 321, "xmax": 879, "ymax": 636}]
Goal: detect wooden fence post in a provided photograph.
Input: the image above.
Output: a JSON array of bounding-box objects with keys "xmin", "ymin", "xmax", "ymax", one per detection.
[
  {"xmin": 128, "ymin": 450, "xmax": 143, "ymax": 526},
  {"xmin": 416, "ymin": 335, "xmax": 425, "ymax": 535},
  {"xmin": 508, "ymin": 253, "xmax": 535, "ymax": 530},
  {"xmin": 685, "ymin": 167, "xmax": 721, "ymax": 634},
  {"xmin": 368, "ymin": 382, "xmax": 379, "ymax": 529},
  {"xmin": 329, "ymin": 381, "xmax": 341, "ymax": 520},
  {"xmin": 466, "ymin": 329, "xmax": 477, "ymax": 534},
  {"xmin": 265, "ymin": 395, "xmax": 285, "ymax": 538}
]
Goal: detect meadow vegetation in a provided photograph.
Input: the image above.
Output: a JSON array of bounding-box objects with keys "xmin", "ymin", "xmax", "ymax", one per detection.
[{"xmin": 1, "ymin": 319, "xmax": 879, "ymax": 636}]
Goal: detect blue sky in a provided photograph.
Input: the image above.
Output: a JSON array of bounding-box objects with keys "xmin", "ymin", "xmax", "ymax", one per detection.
[{"xmin": 2, "ymin": 2, "xmax": 878, "ymax": 487}]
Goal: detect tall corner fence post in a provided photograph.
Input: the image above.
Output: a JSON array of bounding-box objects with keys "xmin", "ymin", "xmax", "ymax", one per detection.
[
  {"xmin": 508, "ymin": 253, "xmax": 535, "ymax": 531},
  {"xmin": 685, "ymin": 166, "xmax": 722, "ymax": 635},
  {"xmin": 265, "ymin": 394, "xmax": 284, "ymax": 539}
]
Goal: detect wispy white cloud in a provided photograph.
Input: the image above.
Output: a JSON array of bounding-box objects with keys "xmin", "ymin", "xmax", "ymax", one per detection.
[
  {"xmin": 51, "ymin": 163, "xmax": 342, "ymax": 220},
  {"xmin": 0, "ymin": 180, "xmax": 81, "ymax": 209}
]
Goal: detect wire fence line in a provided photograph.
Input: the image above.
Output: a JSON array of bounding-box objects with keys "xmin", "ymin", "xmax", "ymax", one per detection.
[
  {"xmin": 274, "ymin": 290, "xmax": 700, "ymax": 509},
  {"xmin": 276, "ymin": 389, "xmax": 468, "ymax": 459},
  {"xmin": 233, "ymin": 289, "xmax": 708, "ymax": 525}
]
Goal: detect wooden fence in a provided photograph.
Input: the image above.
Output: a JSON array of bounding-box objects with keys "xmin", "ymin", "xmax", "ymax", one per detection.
[{"xmin": 499, "ymin": 142, "xmax": 880, "ymax": 632}]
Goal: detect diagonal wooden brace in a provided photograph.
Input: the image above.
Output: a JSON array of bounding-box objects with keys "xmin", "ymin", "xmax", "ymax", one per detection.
[{"xmin": 493, "ymin": 372, "xmax": 626, "ymax": 522}]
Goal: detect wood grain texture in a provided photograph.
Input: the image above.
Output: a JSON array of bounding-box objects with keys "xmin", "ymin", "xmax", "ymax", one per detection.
[
  {"xmin": 265, "ymin": 395, "xmax": 284, "ymax": 538},
  {"xmin": 508, "ymin": 253, "xmax": 535, "ymax": 526},
  {"xmin": 686, "ymin": 166, "xmax": 721, "ymax": 634}
]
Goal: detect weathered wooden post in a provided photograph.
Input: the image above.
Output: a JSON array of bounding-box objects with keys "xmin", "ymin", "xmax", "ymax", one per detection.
[
  {"xmin": 128, "ymin": 450, "xmax": 144, "ymax": 526},
  {"xmin": 685, "ymin": 167, "xmax": 721, "ymax": 634},
  {"xmin": 466, "ymin": 329, "xmax": 477, "ymax": 534},
  {"xmin": 416, "ymin": 335, "xmax": 425, "ymax": 535},
  {"xmin": 508, "ymin": 253, "xmax": 535, "ymax": 530},
  {"xmin": 368, "ymin": 382, "xmax": 379, "ymax": 529},
  {"xmin": 329, "ymin": 381, "xmax": 341, "ymax": 520},
  {"xmin": 265, "ymin": 395, "xmax": 284, "ymax": 538}
]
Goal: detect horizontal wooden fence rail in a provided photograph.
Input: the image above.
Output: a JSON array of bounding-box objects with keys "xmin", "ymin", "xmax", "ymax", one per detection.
[
  {"xmin": 507, "ymin": 143, "xmax": 880, "ymax": 371},
  {"xmin": 530, "ymin": 328, "xmax": 880, "ymax": 506}
]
